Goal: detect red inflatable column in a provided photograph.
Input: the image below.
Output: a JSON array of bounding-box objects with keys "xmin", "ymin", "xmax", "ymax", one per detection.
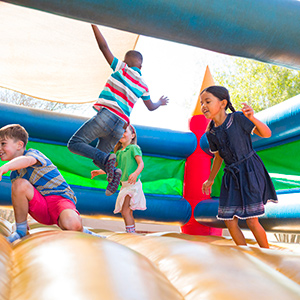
[{"xmin": 181, "ymin": 66, "xmax": 222, "ymax": 236}]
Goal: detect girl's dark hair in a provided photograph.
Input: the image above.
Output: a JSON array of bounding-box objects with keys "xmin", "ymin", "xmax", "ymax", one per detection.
[
  {"xmin": 201, "ymin": 86, "xmax": 236, "ymax": 131},
  {"xmin": 114, "ymin": 125, "xmax": 137, "ymax": 153}
]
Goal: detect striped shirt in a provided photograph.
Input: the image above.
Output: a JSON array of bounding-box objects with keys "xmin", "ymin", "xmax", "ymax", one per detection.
[
  {"xmin": 10, "ymin": 149, "xmax": 77, "ymax": 204},
  {"xmin": 93, "ymin": 57, "xmax": 150, "ymax": 123}
]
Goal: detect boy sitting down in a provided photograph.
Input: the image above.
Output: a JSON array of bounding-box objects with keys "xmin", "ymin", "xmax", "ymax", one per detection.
[{"xmin": 0, "ymin": 124, "xmax": 101, "ymax": 242}]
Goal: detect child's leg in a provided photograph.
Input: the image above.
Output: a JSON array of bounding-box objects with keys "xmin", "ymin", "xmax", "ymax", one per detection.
[
  {"xmin": 11, "ymin": 178, "xmax": 34, "ymax": 222},
  {"xmin": 58, "ymin": 209, "xmax": 83, "ymax": 231},
  {"xmin": 6, "ymin": 179, "xmax": 34, "ymax": 242},
  {"xmin": 246, "ymin": 218, "xmax": 269, "ymax": 248},
  {"xmin": 121, "ymin": 195, "xmax": 135, "ymax": 233},
  {"xmin": 224, "ymin": 217, "xmax": 247, "ymax": 246},
  {"xmin": 67, "ymin": 115, "xmax": 111, "ymax": 170},
  {"xmin": 67, "ymin": 109, "xmax": 125, "ymax": 174},
  {"xmin": 45, "ymin": 196, "xmax": 105, "ymax": 238}
]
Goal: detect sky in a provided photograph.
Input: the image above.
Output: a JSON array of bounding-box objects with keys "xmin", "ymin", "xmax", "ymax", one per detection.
[{"xmin": 129, "ymin": 35, "xmax": 235, "ymax": 132}]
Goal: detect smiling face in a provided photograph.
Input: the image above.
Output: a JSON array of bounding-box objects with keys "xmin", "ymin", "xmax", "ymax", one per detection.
[
  {"xmin": 0, "ymin": 137, "xmax": 24, "ymax": 161},
  {"xmin": 200, "ymin": 91, "xmax": 227, "ymax": 120},
  {"xmin": 119, "ymin": 126, "xmax": 135, "ymax": 146}
]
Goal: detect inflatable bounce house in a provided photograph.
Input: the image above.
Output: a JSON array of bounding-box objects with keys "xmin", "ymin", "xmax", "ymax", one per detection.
[{"xmin": 0, "ymin": 1, "xmax": 300, "ymax": 299}]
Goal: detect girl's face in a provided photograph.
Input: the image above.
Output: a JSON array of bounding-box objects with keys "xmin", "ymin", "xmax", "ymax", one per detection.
[
  {"xmin": 200, "ymin": 91, "xmax": 227, "ymax": 119},
  {"xmin": 119, "ymin": 126, "xmax": 135, "ymax": 145}
]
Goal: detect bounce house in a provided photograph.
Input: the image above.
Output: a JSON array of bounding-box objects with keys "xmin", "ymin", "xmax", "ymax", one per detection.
[{"xmin": 0, "ymin": 0, "xmax": 300, "ymax": 299}]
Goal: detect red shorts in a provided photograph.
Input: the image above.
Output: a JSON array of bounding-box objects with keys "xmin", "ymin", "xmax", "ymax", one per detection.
[{"xmin": 28, "ymin": 188, "xmax": 79, "ymax": 225}]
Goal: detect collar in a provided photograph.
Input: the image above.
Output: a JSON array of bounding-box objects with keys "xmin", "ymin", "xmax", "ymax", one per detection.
[{"xmin": 131, "ymin": 67, "xmax": 142, "ymax": 75}]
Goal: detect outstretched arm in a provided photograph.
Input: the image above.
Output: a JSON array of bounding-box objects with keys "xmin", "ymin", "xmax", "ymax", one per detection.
[
  {"xmin": 91, "ymin": 169, "xmax": 106, "ymax": 179},
  {"xmin": 0, "ymin": 156, "xmax": 37, "ymax": 181},
  {"xmin": 241, "ymin": 103, "xmax": 271, "ymax": 138},
  {"xmin": 91, "ymin": 24, "xmax": 114, "ymax": 65},
  {"xmin": 202, "ymin": 152, "xmax": 223, "ymax": 195},
  {"xmin": 143, "ymin": 96, "xmax": 169, "ymax": 111}
]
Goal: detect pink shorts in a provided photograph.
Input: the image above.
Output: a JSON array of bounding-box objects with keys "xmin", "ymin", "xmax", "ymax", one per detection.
[{"xmin": 28, "ymin": 188, "xmax": 79, "ymax": 225}]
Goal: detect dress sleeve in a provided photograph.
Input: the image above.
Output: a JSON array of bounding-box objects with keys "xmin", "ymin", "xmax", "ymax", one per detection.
[
  {"xmin": 234, "ymin": 111, "xmax": 255, "ymax": 134},
  {"xmin": 206, "ymin": 132, "xmax": 218, "ymax": 153}
]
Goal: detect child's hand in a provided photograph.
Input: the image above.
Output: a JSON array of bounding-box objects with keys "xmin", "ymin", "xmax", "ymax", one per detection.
[
  {"xmin": 159, "ymin": 96, "xmax": 169, "ymax": 106},
  {"xmin": 202, "ymin": 179, "xmax": 213, "ymax": 195},
  {"xmin": 91, "ymin": 169, "xmax": 106, "ymax": 179},
  {"xmin": 128, "ymin": 172, "xmax": 138, "ymax": 184},
  {"xmin": 241, "ymin": 103, "xmax": 254, "ymax": 120}
]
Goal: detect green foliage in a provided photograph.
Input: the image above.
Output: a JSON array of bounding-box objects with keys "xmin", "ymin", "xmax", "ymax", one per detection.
[{"xmin": 215, "ymin": 58, "xmax": 300, "ymax": 112}]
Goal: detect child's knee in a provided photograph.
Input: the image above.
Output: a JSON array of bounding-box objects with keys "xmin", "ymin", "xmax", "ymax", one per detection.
[
  {"xmin": 121, "ymin": 206, "xmax": 131, "ymax": 218},
  {"xmin": 12, "ymin": 178, "xmax": 32, "ymax": 194},
  {"xmin": 121, "ymin": 211, "xmax": 129, "ymax": 219},
  {"xmin": 246, "ymin": 218, "xmax": 259, "ymax": 229},
  {"xmin": 67, "ymin": 139, "xmax": 74, "ymax": 151},
  {"xmin": 59, "ymin": 210, "xmax": 82, "ymax": 231},
  {"xmin": 224, "ymin": 218, "xmax": 238, "ymax": 229}
]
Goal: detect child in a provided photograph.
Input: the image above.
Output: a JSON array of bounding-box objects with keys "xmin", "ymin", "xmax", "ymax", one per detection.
[
  {"xmin": 91, "ymin": 125, "xmax": 146, "ymax": 233},
  {"xmin": 201, "ymin": 86, "xmax": 277, "ymax": 248},
  {"xmin": 0, "ymin": 124, "xmax": 103, "ymax": 242},
  {"xmin": 68, "ymin": 24, "xmax": 168, "ymax": 197}
]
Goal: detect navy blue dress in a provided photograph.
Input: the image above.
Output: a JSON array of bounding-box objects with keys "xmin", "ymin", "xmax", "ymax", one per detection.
[{"xmin": 206, "ymin": 112, "xmax": 278, "ymax": 220}]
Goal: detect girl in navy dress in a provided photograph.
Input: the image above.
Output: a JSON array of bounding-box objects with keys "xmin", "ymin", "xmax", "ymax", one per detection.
[{"xmin": 201, "ymin": 86, "xmax": 277, "ymax": 248}]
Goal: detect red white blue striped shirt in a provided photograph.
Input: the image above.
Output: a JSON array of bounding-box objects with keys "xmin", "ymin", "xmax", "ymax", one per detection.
[{"xmin": 93, "ymin": 57, "xmax": 150, "ymax": 123}]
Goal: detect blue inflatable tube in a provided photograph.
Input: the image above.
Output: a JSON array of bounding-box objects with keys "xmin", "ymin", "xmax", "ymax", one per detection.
[
  {"xmin": 74, "ymin": 185, "xmax": 191, "ymax": 224},
  {"xmin": 251, "ymin": 94, "xmax": 300, "ymax": 150},
  {"xmin": 3, "ymin": 0, "xmax": 300, "ymax": 70},
  {"xmin": 194, "ymin": 193, "xmax": 300, "ymax": 233},
  {"xmin": 0, "ymin": 103, "xmax": 196, "ymax": 159},
  {"xmin": 0, "ymin": 179, "xmax": 191, "ymax": 224}
]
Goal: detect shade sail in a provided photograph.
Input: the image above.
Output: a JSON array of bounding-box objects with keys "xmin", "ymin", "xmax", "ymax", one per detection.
[{"xmin": 0, "ymin": 2, "xmax": 139, "ymax": 103}]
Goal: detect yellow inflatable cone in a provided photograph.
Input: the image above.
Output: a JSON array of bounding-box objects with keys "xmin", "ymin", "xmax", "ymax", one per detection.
[{"xmin": 192, "ymin": 66, "xmax": 215, "ymax": 116}]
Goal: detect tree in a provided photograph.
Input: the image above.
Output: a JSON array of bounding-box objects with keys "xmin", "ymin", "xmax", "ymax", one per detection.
[
  {"xmin": 214, "ymin": 58, "xmax": 300, "ymax": 112},
  {"xmin": 0, "ymin": 88, "xmax": 92, "ymax": 116}
]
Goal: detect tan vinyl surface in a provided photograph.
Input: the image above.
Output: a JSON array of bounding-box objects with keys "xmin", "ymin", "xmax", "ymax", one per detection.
[
  {"xmin": 1, "ymin": 220, "xmax": 300, "ymax": 299},
  {"xmin": 0, "ymin": 2, "xmax": 138, "ymax": 103}
]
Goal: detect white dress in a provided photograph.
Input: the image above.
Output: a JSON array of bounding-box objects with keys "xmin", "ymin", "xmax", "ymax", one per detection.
[{"xmin": 114, "ymin": 179, "xmax": 147, "ymax": 214}]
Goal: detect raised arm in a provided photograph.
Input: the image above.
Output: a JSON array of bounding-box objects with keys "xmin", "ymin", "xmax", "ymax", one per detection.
[
  {"xmin": 241, "ymin": 103, "xmax": 271, "ymax": 138},
  {"xmin": 143, "ymin": 96, "xmax": 169, "ymax": 111},
  {"xmin": 91, "ymin": 24, "xmax": 114, "ymax": 65},
  {"xmin": 0, "ymin": 156, "xmax": 37, "ymax": 181}
]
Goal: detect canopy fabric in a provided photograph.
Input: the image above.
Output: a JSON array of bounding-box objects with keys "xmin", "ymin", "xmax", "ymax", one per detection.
[{"xmin": 0, "ymin": 2, "xmax": 139, "ymax": 103}]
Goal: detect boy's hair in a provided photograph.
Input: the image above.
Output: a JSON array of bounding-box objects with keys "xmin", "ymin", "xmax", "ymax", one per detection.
[
  {"xmin": 125, "ymin": 50, "xmax": 143, "ymax": 64},
  {"xmin": 0, "ymin": 124, "xmax": 29, "ymax": 147},
  {"xmin": 201, "ymin": 86, "xmax": 236, "ymax": 131},
  {"xmin": 114, "ymin": 125, "xmax": 137, "ymax": 153}
]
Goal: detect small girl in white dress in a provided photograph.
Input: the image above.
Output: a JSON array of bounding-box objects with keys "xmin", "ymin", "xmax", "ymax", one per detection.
[{"xmin": 91, "ymin": 125, "xmax": 146, "ymax": 233}]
